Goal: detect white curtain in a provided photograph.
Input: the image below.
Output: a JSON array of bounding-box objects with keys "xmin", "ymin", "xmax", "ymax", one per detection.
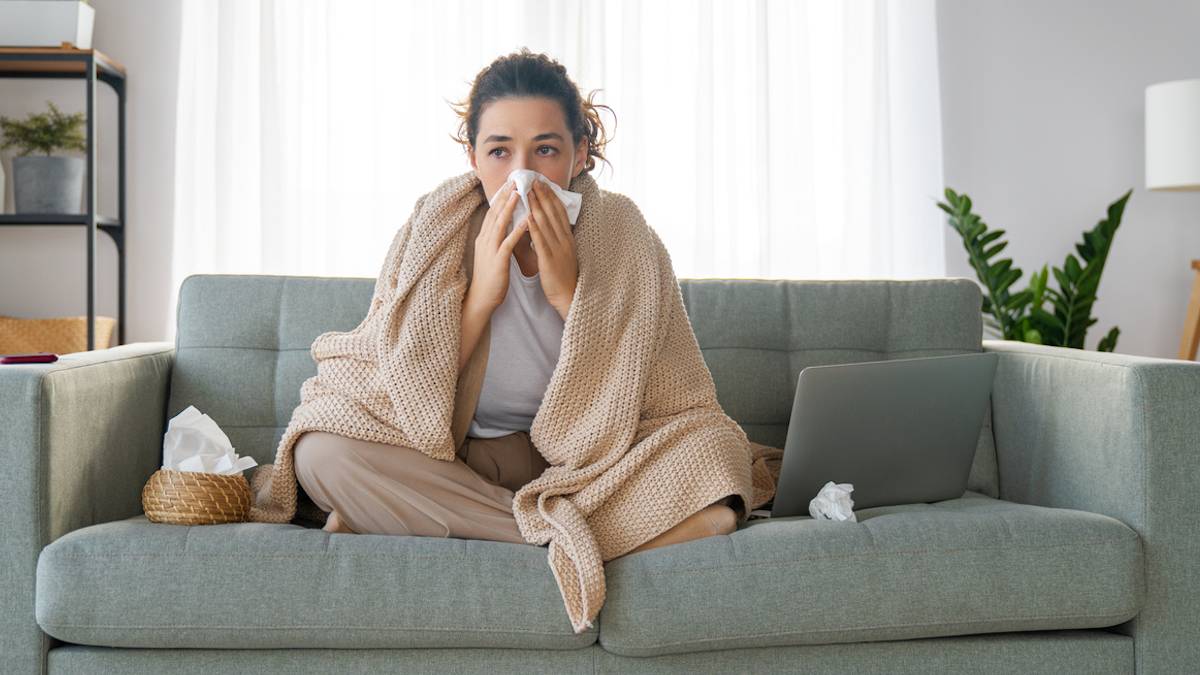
[{"xmin": 170, "ymin": 0, "xmax": 945, "ymax": 339}]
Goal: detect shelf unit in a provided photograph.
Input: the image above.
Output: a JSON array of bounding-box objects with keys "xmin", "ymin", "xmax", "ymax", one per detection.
[{"xmin": 0, "ymin": 47, "xmax": 126, "ymax": 351}]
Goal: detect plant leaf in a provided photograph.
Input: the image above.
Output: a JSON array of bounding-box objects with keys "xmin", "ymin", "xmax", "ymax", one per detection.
[
  {"xmin": 938, "ymin": 189, "xmax": 1024, "ymax": 338},
  {"xmin": 1097, "ymin": 326, "xmax": 1120, "ymax": 352},
  {"xmin": 1053, "ymin": 189, "xmax": 1133, "ymax": 349}
]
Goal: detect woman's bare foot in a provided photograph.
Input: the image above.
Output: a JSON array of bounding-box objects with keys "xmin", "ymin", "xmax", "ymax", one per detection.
[
  {"xmin": 322, "ymin": 510, "xmax": 356, "ymax": 534},
  {"xmin": 626, "ymin": 502, "xmax": 737, "ymax": 554}
]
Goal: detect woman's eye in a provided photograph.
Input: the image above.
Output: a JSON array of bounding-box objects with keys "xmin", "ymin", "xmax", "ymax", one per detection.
[{"xmin": 488, "ymin": 146, "xmax": 554, "ymax": 158}]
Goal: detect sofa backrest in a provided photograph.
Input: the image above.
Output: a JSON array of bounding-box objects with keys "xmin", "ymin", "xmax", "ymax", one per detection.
[{"xmin": 168, "ymin": 274, "xmax": 999, "ymax": 498}]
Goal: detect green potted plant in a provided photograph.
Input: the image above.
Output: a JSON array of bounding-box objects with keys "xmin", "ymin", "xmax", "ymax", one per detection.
[
  {"xmin": 0, "ymin": 100, "xmax": 87, "ymax": 214},
  {"xmin": 940, "ymin": 187, "xmax": 1133, "ymax": 352}
]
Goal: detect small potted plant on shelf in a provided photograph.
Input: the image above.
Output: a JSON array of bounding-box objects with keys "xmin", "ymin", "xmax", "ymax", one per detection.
[{"xmin": 0, "ymin": 100, "xmax": 87, "ymax": 214}]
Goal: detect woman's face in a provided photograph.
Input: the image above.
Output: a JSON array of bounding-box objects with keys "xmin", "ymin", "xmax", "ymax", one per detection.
[{"xmin": 469, "ymin": 96, "xmax": 589, "ymax": 201}]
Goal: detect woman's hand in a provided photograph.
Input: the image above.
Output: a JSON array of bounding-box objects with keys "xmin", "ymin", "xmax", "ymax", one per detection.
[
  {"xmin": 526, "ymin": 179, "xmax": 580, "ymax": 320},
  {"xmin": 469, "ymin": 180, "xmax": 527, "ymax": 310}
]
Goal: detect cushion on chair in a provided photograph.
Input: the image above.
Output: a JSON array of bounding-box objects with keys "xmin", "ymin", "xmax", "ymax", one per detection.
[
  {"xmin": 598, "ymin": 490, "xmax": 1143, "ymax": 657},
  {"xmin": 35, "ymin": 520, "xmax": 595, "ymax": 650}
]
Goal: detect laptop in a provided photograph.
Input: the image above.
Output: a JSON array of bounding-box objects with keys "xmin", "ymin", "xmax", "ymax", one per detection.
[{"xmin": 755, "ymin": 352, "xmax": 999, "ymax": 519}]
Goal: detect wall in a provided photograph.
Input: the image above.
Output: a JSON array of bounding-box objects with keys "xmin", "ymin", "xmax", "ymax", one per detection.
[
  {"xmin": 937, "ymin": 0, "xmax": 1200, "ymax": 358},
  {"xmin": 4, "ymin": 1, "xmax": 1198, "ymax": 358},
  {"xmin": 0, "ymin": 0, "xmax": 181, "ymax": 346}
]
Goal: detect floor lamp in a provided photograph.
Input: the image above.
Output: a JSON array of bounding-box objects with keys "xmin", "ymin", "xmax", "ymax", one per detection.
[{"xmin": 1146, "ymin": 78, "xmax": 1200, "ymax": 360}]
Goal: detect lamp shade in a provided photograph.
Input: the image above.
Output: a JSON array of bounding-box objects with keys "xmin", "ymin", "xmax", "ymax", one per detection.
[{"xmin": 1146, "ymin": 78, "xmax": 1200, "ymax": 191}]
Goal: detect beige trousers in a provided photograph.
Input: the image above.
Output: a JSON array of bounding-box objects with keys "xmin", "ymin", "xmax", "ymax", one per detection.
[
  {"xmin": 292, "ymin": 429, "xmax": 550, "ymax": 543},
  {"xmin": 292, "ymin": 429, "xmax": 738, "ymax": 550}
]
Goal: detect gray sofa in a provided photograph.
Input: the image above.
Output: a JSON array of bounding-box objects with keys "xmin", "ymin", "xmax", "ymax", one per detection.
[{"xmin": 3, "ymin": 273, "xmax": 1197, "ymax": 674}]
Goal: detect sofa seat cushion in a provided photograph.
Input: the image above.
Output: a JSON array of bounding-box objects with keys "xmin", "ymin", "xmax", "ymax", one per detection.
[
  {"xmin": 599, "ymin": 490, "xmax": 1143, "ymax": 657},
  {"xmin": 35, "ymin": 516, "xmax": 595, "ymax": 650}
]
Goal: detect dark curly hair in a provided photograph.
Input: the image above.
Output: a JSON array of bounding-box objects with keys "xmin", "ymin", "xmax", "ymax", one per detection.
[{"xmin": 448, "ymin": 47, "xmax": 616, "ymax": 177}]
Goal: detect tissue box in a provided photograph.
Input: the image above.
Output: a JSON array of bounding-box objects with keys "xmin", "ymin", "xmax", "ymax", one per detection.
[
  {"xmin": 0, "ymin": 1, "xmax": 95, "ymax": 49},
  {"xmin": 142, "ymin": 468, "xmax": 252, "ymax": 525}
]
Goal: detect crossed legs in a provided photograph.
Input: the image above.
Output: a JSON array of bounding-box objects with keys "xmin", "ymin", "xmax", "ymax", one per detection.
[
  {"xmin": 626, "ymin": 497, "xmax": 738, "ymax": 555},
  {"xmin": 293, "ymin": 429, "xmax": 739, "ymax": 553},
  {"xmin": 293, "ymin": 430, "xmax": 530, "ymax": 544}
]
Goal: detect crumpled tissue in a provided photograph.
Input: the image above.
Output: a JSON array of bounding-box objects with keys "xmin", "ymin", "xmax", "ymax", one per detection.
[
  {"xmin": 808, "ymin": 480, "xmax": 857, "ymax": 522},
  {"xmin": 162, "ymin": 405, "xmax": 258, "ymax": 475},
  {"xmin": 487, "ymin": 168, "xmax": 582, "ymax": 248}
]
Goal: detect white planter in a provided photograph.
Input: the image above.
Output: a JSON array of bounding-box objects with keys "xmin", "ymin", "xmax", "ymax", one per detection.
[{"xmin": 0, "ymin": 1, "xmax": 95, "ymax": 49}]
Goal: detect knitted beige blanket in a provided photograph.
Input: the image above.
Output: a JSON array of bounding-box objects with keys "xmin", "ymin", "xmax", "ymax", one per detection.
[{"xmin": 247, "ymin": 169, "xmax": 782, "ymax": 633}]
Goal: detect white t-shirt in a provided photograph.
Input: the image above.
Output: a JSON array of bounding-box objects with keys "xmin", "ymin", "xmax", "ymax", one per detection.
[{"xmin": 467, "ymin": 252, "xmax": 565, "ymax": 438}]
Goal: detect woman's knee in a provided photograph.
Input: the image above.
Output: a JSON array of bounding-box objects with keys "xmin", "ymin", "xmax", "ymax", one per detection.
[{"xmin": 293, "ymin": 431, "xmax": 349, "ymax": 484}]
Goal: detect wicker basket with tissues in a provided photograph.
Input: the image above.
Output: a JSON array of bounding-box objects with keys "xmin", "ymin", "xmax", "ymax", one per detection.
[{"xmin": 142, "ymin": 405, "xmax": 259, "ymax": 525}]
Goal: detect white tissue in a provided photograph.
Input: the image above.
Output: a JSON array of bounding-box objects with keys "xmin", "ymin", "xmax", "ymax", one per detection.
[
  {"xmin": 162, "ymin": 405, "xmax": 258, "ymax": 475},
  {"xmin": 487, "ymin": 168, "xmax": 582, "ymax": 248},
  {"xmin": 808, "ymin": 481, "xmax": 857, "ymax": 522}
]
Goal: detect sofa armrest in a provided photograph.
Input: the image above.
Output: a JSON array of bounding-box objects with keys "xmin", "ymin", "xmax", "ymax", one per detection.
[
  {"xmin": 0, "ymin": 342, "xmax": 174, "ymax": 674},
  {"xmin": 983, "ymin": 338, "xmax": 1200, "ymax": 674}
]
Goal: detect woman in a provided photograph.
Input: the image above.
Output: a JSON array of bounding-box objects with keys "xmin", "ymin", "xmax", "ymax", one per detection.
[{"xmin": 290, "ymin": 49, "xmax": 738, "ymax": 554}]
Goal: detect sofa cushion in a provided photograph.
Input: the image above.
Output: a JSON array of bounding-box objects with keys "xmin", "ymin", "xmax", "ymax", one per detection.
[
  {"xmin": 35, "ymin": 518, "xmax": 595, "ymax": 650},
  {"xmin": 599, "ymin": 490, "xmax": 1143, "ymax": 657}
]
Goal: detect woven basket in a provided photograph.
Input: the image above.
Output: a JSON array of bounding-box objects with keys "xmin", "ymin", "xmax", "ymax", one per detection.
[
  {"xmin": 141, "ymin": 468, "xmax": 252, "ymax": 525},
  {"xmin": 0, "ymin": 313, "xmax": 116, "ymax": 354}
]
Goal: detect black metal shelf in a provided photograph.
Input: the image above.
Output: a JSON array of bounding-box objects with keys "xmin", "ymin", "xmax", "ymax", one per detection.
[
  {"xmin": 0, "ymin": 214, "xmax": 123, "ymax": 241},
  {"xmin": 0, "ymin": 47, "xmax": 127, "ymax": 351},
  {"xmin": 0, "ymin": 214, "xmax": 120, "ymax": 225}
]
